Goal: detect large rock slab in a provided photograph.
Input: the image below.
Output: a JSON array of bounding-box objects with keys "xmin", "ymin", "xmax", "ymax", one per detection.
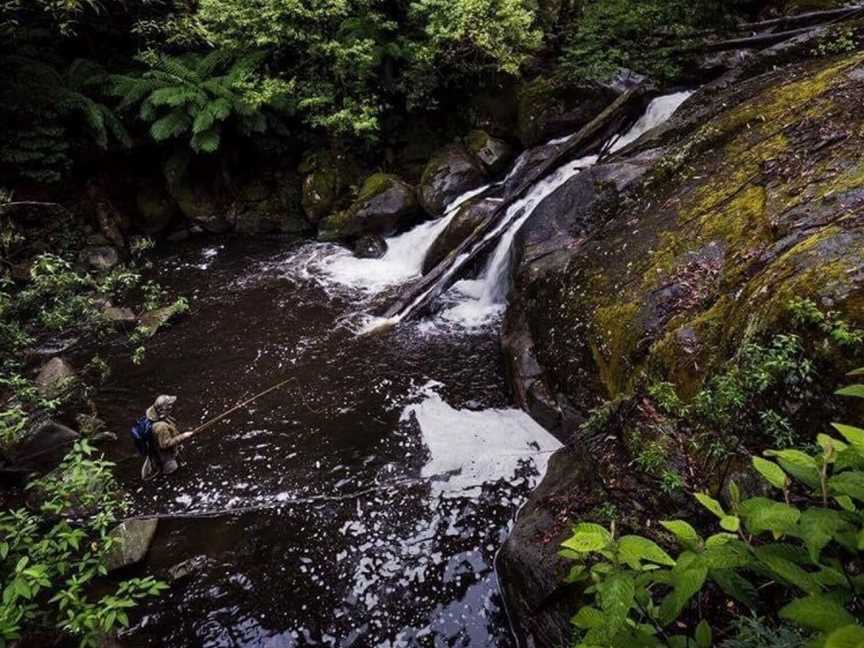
[
  {"xmin": 319, "ymin": 173, "xmax": 418, "ymax": 241},
  {"xmin": 104, "ymin": 518, "xmax": 159, "ymax": 571},
  {"xmin": 5, "ymin": 419, "xmax": 78, "ymax": 469},
  {"xmin": 418, "ymin": 145, "xmax": 487, "ymax": 217},
  {"xmin": 501, "ymin": 52, "xmax": 864, "ymax": 645}
]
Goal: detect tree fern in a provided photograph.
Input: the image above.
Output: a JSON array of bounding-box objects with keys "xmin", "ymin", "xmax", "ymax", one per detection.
[{"xmin": 110, "ymin": 48, "xmax": 291, "ymax": 154}]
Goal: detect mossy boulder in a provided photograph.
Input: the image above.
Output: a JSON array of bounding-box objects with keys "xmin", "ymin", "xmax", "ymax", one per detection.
[
  {"xmin": 464, "ymin": 130, "xmax": 514, "ymax": 176},
  {"xmin": 524, "ymin": 52, "xmax": 864, "ymax": 412},
  {"xmin": 299, "ymin": 150, "xmax": 358, "ymax": 225},
  {"xmin": 318, "ymin": 173, "xmax": 418, "ymax": 241},
  {"xmin": 418, "ymin": 144, "xmax": 488, "ymax": 217},
  {"xmin": 231, "ymin": 168, "xmax": 309, "ymax": 235},
  {"xmin": 516, "ymin": 77, "xmax": 619, "ymax": 147},
  {"xmin": 136, "ymin": 179, "xmax": 179, "ymax": 234}
]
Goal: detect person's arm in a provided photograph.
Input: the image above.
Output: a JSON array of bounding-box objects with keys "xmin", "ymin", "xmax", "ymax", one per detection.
[{"xmin": 156, "ymin": 423, "xmax": 193, "ymax": 448}]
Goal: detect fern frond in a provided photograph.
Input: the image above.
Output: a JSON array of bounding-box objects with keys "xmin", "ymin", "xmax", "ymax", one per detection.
[
  {"xmin": 111, "ymin": 75, "xmax": 161, "ymax": 110},
  {"xmin": 100, "ymin": 106, "xmax": 132, "ymax": 148},
  {"xmin": 226, "ymin": 51, "xmax": 266, "ymax": 83},
  {"xmin": 194, "ymin": 49, "xmax": 233, "ymax": 79},
  {"xmin": 190, "ymin": 128, "xmax": 220, "ymax": 154},
  {"xmin": 151, "ymin": 55, "xmax": 197, "ymax": 84},
  {"xmin": 149, "ymin": 109, "xmax": 191, "ymax": 141},
  {"xmin": 149, "ymin": 86, "xmax": 202, "ymax": 108}
]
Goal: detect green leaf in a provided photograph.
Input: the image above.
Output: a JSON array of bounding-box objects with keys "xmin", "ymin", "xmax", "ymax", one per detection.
[
  {"xmin": 832, "ymin": 424, "xmax": 864, "ymax": 456},
  {"xmin": 828, "ymin": 471, "xmax": 864, "ymax": 502},
  {"xmin": 710, "ymin": 568, "xmax": 757, "ymax": 608},
  {"xmin": 765, "ymin": 449, "xmax": 821, "ymax": 489},
  {"xmin": 835, "ymin": 495, "xmax": 856, "ymax": 512},
  {"xmin": 571, "ymin": 606, "xmax": 604, "ymax": 629},
  {"xmin": 695, "ymin": 620, "xmax": 712, "ymax": 648},
  {"xmin": 618, "ymin": 535, "xmax": 675, "ymax": 569},
  {"xmin": 720, "ymin": 516, "xmax": 740, "ymax": 532},
  {"xmin": 836, "ymin": 384, "xmax": 864, "ymax": 398},
  {"xmin": 598, "ymin": 572, "xmax": 635, "ymax": 637},
  {"xmin": 753, "ymin": 544, "xmax": 821, "ymax": 594},
  {"xmin": 798, "ymin": 508, "xmax": 849, "ymax": 561},
  {"xmin": 780, "ymin": 595, "xmax": 856, "ymax": 632},
  {"xmin": 190, "ymin": 128, "xmax": 221, "ymax": 154},
  {"xmin": 694, "ymin": 493, "xmax": 725, "ymax": 518},
  {"xmin": 562, "ymin": 523, "xmax": 612, "ymax": 553},
  {"xmin": 826, "ymin": 625, "xmax": 864, "ymax": 648},
  {"xmin": 742, "ymin": 501, "xmax": 800, "ymax": 536},
  {"xmin": 658, "ymin": 553, "xmax": 708, "ymax": 626},
  {"xmin": 752, "ymin": 457, "xmax": 787, "ymax": 490},
  {"xmin": 702, "ymin": 541, "xmax": 750, "ymax": 569},
  {"xmin": 660, "ymin": 520, "xmax": 701, "ymax": 546}
]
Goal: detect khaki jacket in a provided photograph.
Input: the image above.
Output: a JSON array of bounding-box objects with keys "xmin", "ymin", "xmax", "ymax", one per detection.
[{"xmin": 153, "ymin": 416, "xmax": 182, "ymax": 449}]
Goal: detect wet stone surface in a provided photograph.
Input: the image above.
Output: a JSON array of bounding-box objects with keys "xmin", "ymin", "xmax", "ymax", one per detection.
[{"xmin": 96, "ymin": 238, "xmax": 559, "ymax": 647}]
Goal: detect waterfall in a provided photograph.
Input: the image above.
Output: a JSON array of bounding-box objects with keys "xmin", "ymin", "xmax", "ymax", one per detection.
[
  {"xmin": 290, "ymin": 184, "xmax": 491, "ymax": 294},
  {"xmin": 434, "ymin": 90, "xmax": 693, "ymax": 329}
]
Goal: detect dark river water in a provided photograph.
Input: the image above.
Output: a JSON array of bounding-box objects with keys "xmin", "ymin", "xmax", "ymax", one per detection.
[{"xmin": 94, "ymin": 237, "xmax": 560, "ymax": 647}]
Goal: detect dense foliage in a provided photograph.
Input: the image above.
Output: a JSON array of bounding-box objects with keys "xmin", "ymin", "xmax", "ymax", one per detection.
[
  {"xmin": 0, "ymin": 440, "xmax": 167, "ymax": 646},
  {"xmin": 562, "ymin": 374, "xmax": 864, "ymax": 647}
]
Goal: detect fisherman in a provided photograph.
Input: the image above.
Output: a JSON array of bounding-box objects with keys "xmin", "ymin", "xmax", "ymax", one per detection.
[{"xmin": 140, "ymin": 394, "xmax": 193, "ymax": 480}]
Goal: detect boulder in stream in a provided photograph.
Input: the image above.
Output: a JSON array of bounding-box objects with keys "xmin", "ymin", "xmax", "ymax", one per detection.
[
  {"xmin": 35, "ymin": 357, "xmax": 76, "ymax": 400},
  {"xmin": 319, "ymin": 173, "xmax": 418, "ymax": 241},
  {"xmin": 418, "ymin": 144, "xmax": 487, "ymax": 217},
  {"xmin": 104, "ymin": 518, "xmax": 159, "ymax": 571},
  {"xmin": 464, "ymin": 130, "xmax": 514, "ymax": 176},
  {"xmin": 354, "ymin": 234, "xmax": 388, "ymax": 259},
  {"xmin": 5, "ymin": 419, "xmax": 79, "ymax": 470},
  {"xmin": 138, "ymin": 300, "xmax": 188, "ymax": 337},
  {"xmin": 136, "ymin": 179, "xmax": 179, "ymax": 234},
  {"xmin": 84, "ymin": 246, "xmax": 120, "ymax": 272},
  {"xmin": 422, "ymin": 197, "xmax": 499, "ymax": 274}
]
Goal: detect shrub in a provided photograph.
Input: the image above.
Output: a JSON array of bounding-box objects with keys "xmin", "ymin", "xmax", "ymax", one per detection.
[
  {"xmin": 560, "ymin": 372, "xmax": 864, "ymax": 647},
  {"xmin": 0, "ymin": 440, "xmax": 167, "ymax": 646},
  {"xmin": 111, "ymin": 49, "xmax": 292, "ymax": 153}
]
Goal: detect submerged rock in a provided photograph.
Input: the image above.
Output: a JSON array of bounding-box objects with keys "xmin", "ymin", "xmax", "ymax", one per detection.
[
  {"xmin": 35, "ymin": 357, "xmax": 76, "ymax": 400},
  {"xmin": 104, "ymin": 518, "xmax": 159, "ymax": 571},
  {"xmin": 354, "ymin": 234, "xmax": 388, "ymax": 259},
  {"xmin": 102, "ymin": 305, "xmax": 137, "ymax": 329},
  {"xmin": 516, "ymin": 77, "xmax": 619, "ymax": 147},
  {"xmin": 418, "ymin": 145, "xmax": 487, "ymax": 217},
  {"xmin": 319, "ymin": 173, "xmax": 418, "ymax": 241},
  {"xmin": 422, "ymin": 197, "xmax": 499, "ymax": 274},
  {"xmin": 464, "ymin": 130, "xmax": 514, "ymax": 176}
]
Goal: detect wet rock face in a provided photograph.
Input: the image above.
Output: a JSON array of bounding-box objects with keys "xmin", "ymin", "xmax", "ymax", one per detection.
[
  {"xmin": 84, "ymin": 246, "xmax": 119, "ymax": 272},
  {"xmin": 500, "ymin": 52, "xmax": 864, "ymax": 645},
  {"xmin": 422, "ymin": 197, "xmax": 499, "ymax": 273},
  {"xmin": 418, "ymin": 144, "xmax": 487, "ymax": 217},
  {"xmin": 497, "ymin": 449, "xmax": 593, "ymax": 648},
  {"xmin": 517, "ymin": 78, "xmax": 619, "ymax": 147},
  {"xmin": 319, "ymin": 173, "xmax": 419, "ymax": 241},
  {"xmin": 354, "ymin": 233, "xmax": 388, "ymax": 259}
]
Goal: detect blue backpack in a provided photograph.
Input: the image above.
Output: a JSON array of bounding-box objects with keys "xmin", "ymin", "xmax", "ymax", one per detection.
[{"xmin": 131, "ymin": 416, "xmax": 154, "ymax": 456}]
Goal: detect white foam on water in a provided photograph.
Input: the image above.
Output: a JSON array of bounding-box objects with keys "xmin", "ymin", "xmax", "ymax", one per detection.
[
  {"xmin": 433, "ymin": 90, "xmax": 693, "ymax": 330},
  {"xmin": 285, "ymin": 184, "xmax": 491, "ymax": 295},
  {"xmin": 402, "ymin": 383, "xmax": 562, "ymax": 498}
]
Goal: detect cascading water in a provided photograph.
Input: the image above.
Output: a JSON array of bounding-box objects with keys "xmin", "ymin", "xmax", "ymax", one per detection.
[
  {"xmin": 288, "ymin": 184, "xmax": 491, "ymax": 294},
  {"xmin": 433, "ymin": 90, "xmax": 694, "ymax": 329}
]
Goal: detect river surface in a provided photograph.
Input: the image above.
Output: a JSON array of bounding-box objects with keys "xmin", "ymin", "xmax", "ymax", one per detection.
[{"xmin": 97, "ymin": 235, "xmax": 560, "ymax": 647}]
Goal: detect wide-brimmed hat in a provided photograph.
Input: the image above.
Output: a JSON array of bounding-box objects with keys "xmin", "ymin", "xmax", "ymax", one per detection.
[{"xmin": 146, "ymin": 394, "xmax": 177, "ymax": 420}]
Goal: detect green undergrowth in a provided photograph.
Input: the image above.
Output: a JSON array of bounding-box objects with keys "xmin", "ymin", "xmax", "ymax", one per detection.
[
  {"xmin": 562, "ymin": 370, "xmax": 864, "ymax": 647},
  {"xmin": 0, "ymin": 440, "xmax": 167, "ymax": 646}
]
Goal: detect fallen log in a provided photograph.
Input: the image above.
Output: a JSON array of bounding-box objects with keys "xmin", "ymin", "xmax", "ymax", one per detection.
[{"xmin": 378, "ymin": 88, "xmax": 646, "ymax": 323}]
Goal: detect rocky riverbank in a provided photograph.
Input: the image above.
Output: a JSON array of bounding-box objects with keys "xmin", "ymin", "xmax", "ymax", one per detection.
[{"xmin": 497, "ymin": 39, "xmax": 864, "ymax": 644}]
